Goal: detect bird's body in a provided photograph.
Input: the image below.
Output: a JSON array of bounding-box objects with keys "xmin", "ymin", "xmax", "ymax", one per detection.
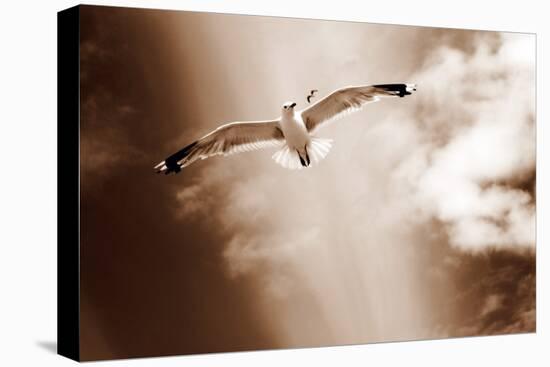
[
  {"xmin": 279, "ymin": 109, "xmax": 310, "ymax": 163},
  {"xmin": 155, "ymin": 83, "xmax": 416, "ymax": 174},
  {"xmin": 280, "ymin": 111, "xmax": 308, "ymax": 149}
]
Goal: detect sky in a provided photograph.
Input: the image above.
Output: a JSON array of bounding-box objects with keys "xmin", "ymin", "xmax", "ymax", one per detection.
[{"xmin": 78, "ymin": 5, "xmax": 535, "ymax": 361}]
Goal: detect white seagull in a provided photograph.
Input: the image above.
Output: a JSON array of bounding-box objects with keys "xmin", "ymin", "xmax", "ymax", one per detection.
[{"xmin": 155, "ymin": 83, "xmax": 416, "ymax": 174}]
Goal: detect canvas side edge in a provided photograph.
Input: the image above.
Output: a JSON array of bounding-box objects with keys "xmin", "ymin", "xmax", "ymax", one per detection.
[{"xmin": 57, "ymin": 5, "xmax": 81, "ymax": 362}]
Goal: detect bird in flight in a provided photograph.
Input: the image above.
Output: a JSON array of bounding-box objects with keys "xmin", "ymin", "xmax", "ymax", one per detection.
[
  {"xmin": 154, "ymin": 83, "xmax": 416, "ymax": 174},
  {"xmin": 307, "ymin": 89, "xmax": 318, "ymax": 103}
]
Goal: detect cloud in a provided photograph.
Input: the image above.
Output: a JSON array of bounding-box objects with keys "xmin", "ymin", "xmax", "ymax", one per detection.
[
  {"xmin": 80, "ymin": 96, "xmax": 144, "ymax": 190},
  {"xmin": 447, "ymin": 249, "xmax": 535, "ymax": 336},
  {"xmin": 175, "ymin": 184, "xmax": 212, "ymax": 217},
  {"xmin": 79, "ymin": 35, "xmax": 146, "ymax": 191},
  {"xmin": 402, "ymin": 32, "xmax": 536, "ymax": 251},
  {"xmin": 223, "ymin": 227, "xmax": 321, "ymax": 299}
]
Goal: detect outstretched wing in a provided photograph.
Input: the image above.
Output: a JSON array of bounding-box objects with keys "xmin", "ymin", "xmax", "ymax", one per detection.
[
  {"xmin": 155, "ymin": 120, "xmax": 284, "ymax": 174},
  {"xmin": 301, "ymin": 83, "xmax": 416, "ymax": 133}
]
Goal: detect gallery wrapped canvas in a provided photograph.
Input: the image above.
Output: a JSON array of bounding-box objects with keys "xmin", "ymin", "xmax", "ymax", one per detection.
[{"xmin": 58, "ymin": 5, "xmax": 536, "ymax": 362}]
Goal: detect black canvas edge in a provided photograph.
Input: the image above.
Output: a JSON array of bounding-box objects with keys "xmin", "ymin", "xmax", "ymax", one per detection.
[{"xmin": 57, "ymin": 4, "xmax": 81, "ymax": 362}]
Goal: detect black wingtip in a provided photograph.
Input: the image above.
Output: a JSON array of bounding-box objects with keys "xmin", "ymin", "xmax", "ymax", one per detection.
[
  {"xmin": 156, "ymin": 140, "xmax": 199, "ymax": 176},
  {"xmin": 373, "ymin": 83, "xmax": 417, "ymax": 97},
  {"xmin": 154, "ymin": 160, "xmax": 183, "ymax": 175},
  {"xmin": 162, "ymin": 163, "xmax": 182, "ymax": 175}
]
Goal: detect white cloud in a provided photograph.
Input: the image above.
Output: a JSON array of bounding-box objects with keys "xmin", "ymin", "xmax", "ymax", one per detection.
[{"xmin": 407, "ymin": 33, "xmax": 536, "ymax": 250}]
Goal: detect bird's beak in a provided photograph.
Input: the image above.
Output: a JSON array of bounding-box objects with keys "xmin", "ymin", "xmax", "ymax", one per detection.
[{"xmin": 290, "ymin": 102, "xmax": 296, "ymax": 108}]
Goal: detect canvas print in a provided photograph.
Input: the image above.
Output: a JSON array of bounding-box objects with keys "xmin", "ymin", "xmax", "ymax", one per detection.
[{"xmin": 59, "ymin": 4, "xmax": 536, "ymax": 361}]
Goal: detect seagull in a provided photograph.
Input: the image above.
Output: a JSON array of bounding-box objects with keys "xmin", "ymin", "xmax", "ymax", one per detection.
[
  {"xmin": 307, "ymin": 89, "xmax": 318, "ymax": 103},
  {"xmin": 154, "ymin": 83, "xmax": 416, "ymax": 173}
]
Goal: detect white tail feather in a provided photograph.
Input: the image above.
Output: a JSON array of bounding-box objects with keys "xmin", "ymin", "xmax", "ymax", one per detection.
[{"xmin": 271, "ymin": 137, "xmax": 333, "ymax": 170}]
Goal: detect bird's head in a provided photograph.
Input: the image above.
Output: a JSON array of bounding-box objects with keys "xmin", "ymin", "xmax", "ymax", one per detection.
[{"xmin": 281, "ymin": 101, "xmax": 297, "ymax": 114}]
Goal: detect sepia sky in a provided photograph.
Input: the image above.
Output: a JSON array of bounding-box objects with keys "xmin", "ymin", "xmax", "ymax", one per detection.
[{"xmin": 78, "ymin": 5, "xmax": 535, "ymax": 361}]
